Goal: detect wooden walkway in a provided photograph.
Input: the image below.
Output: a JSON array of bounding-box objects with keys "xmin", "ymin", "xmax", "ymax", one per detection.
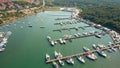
[
  {"xmin": 46, "ymin": 45, "xmax": 120, "ymax": 63},
  {"xmin": 53, "ymin": 25, "xmax": 90, "ymax": 31},
  {"xmin": 54, "ymin": 31, "xmax": 107, "ymax": 41}
]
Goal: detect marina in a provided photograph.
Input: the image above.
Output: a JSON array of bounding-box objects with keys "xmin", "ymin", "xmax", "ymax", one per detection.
[
  {"xmin": 46, "ymin": 44, "xmax": 120, "ymax": 63},
  {"xmin": 0, "ymin": 10, "xmax": 120, "ymax": 68},
  {"xmin": 47, "ymin": 31, "xmax": 107, "ymax": 45}
]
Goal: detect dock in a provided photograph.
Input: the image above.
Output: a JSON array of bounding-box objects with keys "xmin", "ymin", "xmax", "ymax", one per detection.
[
  {"xmin": 54, "ymin": 20, "xmax": 80, "ymax": 25},
  {"xmin": 53, "ymin": 25, "xmax": 90, "ymax": 31},
  {"xmin": 53, "ymin": 31, "xmax": 107, "ymax": 41},
  {"xmin": 46, "ymin": 44, "xmax": 120, "ymax": 63}
]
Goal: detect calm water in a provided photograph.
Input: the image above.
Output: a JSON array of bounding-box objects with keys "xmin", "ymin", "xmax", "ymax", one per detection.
[{"xmin": 0, "ymin": 11, "xmax": 120, "ymax": 68}]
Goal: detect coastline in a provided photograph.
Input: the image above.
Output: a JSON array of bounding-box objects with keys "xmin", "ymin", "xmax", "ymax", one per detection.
[{"xmin": 0, "ymin": 6, "xmax": 61, "ymax": 26}]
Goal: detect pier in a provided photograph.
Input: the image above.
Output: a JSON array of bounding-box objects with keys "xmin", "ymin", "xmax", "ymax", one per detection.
[
  {"xmin": 53, "ymin": 25, "xmax": 90, "ymax": 31},
  {"xmin": 53, "ymin": 31, "xmax": 107, "ymax": 41},
  {"xmin": 46, "ymin": 44, "xmax": 120, "ymax": 63},
  {"xmin": 54, "ymin": 20, "xmax": 79, "ymax": 25}
]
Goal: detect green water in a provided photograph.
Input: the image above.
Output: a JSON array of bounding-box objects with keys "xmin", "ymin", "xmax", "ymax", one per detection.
[{"xmin": 0, "ymin": 11, "xmax": 120, "ymax": 68}]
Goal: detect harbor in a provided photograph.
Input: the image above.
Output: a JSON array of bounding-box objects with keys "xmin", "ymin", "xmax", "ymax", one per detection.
[
  {"xmin": 0, "ymin": 10, "xmax": 120, "ymax": 68},
  {"xmin": 46, "ymin": 44, "xmax": 120, "ymax": 63},
  {"xmin": 45, "ymin": 8, "xmax": 120, "ymax": 68}
]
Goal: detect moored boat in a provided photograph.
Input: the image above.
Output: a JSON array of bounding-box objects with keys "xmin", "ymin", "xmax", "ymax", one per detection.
[
  {"xmin": 92, "ymin": 44, "xmax": 107, "ymax": 57},
  {"xmin": 58, "ymin": 59, "xmax": 64, "ymax": 66},
  {"xmin": 52, "ymin": 62, "xmax": 59, "ymax": 68},
  {"xmin": 66, "ymin": 57, "xmax": 74, "ymax": 64},
  {"xmin": 46, "ymin": 54, "xmax": 50, "ymax": 61},
  {"xmin": 77, "ymin": 55, "xmax": 85, "ymax": 63},
  {"xmin": 83, "ymin": 47, "xmax": 90, "ymax": 52},
  {"xmin": 54, "ymin": 51, "xmax": 59, "ymax": 59},
  {"xmin": 58, "ymin": 52, "xmax": 63, "ymax": 58},
  {"xmin": 83, "ymin": 47, "xmax": 97, "ymax": 60}
]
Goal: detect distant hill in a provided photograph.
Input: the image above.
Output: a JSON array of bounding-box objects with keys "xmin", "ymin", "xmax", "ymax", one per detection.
[{"xmin": 53, "ymin": 0, "xmax": 120, "ymax": 6}]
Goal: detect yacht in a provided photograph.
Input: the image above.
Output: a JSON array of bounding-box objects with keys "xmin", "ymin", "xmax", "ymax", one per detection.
[
  {"xmin": 53, "ymin": 62, "xmax": 59, "ymax": 68},
  {"xmin": 0, "ymin": 47, "xmax": 5, "ymax": 52},
  {"xmin": 58, "ymin": 59, "xmax": 64, "ymax": 66},
  {"xmin": 62, "ymin": 40, "xmax": 66, "ymax": 44},
  {"xmin": 58, "ymin": 52, "xmax": 63, "ymax": 58},
  {"xmin": 92, "ymin": 44, "xmax": 107, "ymax": 57},
  {"xmin": 54, "ymin": 51, "xmax": 59, "ymax": 59},
  {"xmin": 59, "ymin": 38, "xmax": 63, "ymax": 44},
  {"xmin": 83, "ymin": 47, "xmax": 90, "ymax": 52},
  {"xmin": 77, "ymin": 55, "xmax": 85, "ymax": 63},
  {"xmin": 47, "ymin": 36, "xmax": 51, "ymax": 41},
  {"xmin": 46, "ymin": 54, "xmax": 50, "ymax": 61},
  {"xmin": 95, "ymin": 33, "xmax": 101, "ymax": 38},
  {"xmin": 66, "ymin": 57, "xmax": 74, "ymax": 64},
  {"xmin": 83, "ymin": 47, "xmax": 97, "ymax": 60},
  {"xmin": 51, "ymin": 40, "xmax": 55, "ymax": 46}
]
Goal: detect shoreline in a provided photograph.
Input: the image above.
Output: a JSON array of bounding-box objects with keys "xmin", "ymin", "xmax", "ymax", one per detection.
[{"xmin": 0, "ymin": 6, "xmax": 61, "ymax": 26}]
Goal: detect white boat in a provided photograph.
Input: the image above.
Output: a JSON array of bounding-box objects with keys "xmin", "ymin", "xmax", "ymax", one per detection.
[
  {"xmin": 83, "ymin": 47, "xmax": 97, "ymax": 60},
  {"xmin": 97, "ymin": 50, "xmax": 107, "ymax": 57},
  {"xmin": 92, "ymin": 44, "xmax": 97, "ymax": 49},
  {"xmin": 59, "ymin": 38, "xmax": 63, "ymax": 44},
  {"xmin": 1, "ymin": 37, "xmax": 8, "ymax": 44},
  {"xmin": 97, "ymin": 44, "xmax": 106, "ymax": 49},
  {"xmin": 47, "ymin": 36, "xmax": 51, "ymax": 41},
  {"xmin": 62, "ymin": 40, "xmax": 66, "ymax": 44},
  {"xmin": 53, "ymin": 62, "xmax": 59, "ymax": 68},
  {"xmin": 66, "ymin": 57, "xmax": 74, "ymax": 64},
  {"xmin": 83, "ymin": 47, "xmax": 90, "ymax": 52},
  {"xmin": 54, "ymin": 51, "xmax": 59, "ymax": 58},
  {"xmin": 86, "ymin": 53, "xmax": 97, "ymax": 60},
  {"xmin": 51, "ymin": 41, "xmax": 55, "ymax": 46},
  {"xmin": 58, "ymin": 59, "xmax": 64, "ymax": 66},
  {"xmin": 77, "ymin": 55, "xmax": 85, "ymax": 63},
  {"xmin": 93, "ymin": 44, "xmax": 107, "ymax": 57},
  {"xmin": 95, "ymin": 33, "xmax": 101, "ymax": 38},
  {"xmin": 58, "ymin": 52, "xmax": 63, "ymax": 58},
  {"xmin": 46, "ymin": 54, "xmax": 50, "ymax": 61}
]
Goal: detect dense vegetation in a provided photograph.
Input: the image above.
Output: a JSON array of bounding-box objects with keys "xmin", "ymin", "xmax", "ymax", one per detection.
[
  {"xmin": 52, "ymin": 0, "xmax": 120, "ymax": 32},
  {"xmin": 80, "ymin": 5, "xmax": 120, "ymax": 32}
]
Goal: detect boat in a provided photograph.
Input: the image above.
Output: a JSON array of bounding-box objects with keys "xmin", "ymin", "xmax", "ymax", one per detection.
[
  {"xmin": 97, "ymin": 50, "xmax": 107, "ymax": 57},
  {"xmin": 2, "ymin": 37, "xmax": 8, "ymax": 44},
  {"xmin": 40, "ymin": 26, "xmax": 46, "ymax": 28},
  {"xmin": 83, "ymin": 47, "xmax": 97, "ymax": 60},
  {"xmin": 54, "ymin": 51, "xmax": 59, "ymax": 58},
  {"xmin": 58, "ymin": 52, "xmax": 63, "ymax": 58},
  {"xmin": 92, "ymin": 44, "xmax": 98, "ymax": 49},
  {"xmin": 92, "ymin": 44, "xmax": 107, "ymax": 57},
  {"xmin": 108, "ymin": 45, "xmax": 117, "ymax": 52},
  {"xmin": 95, "ymin": 33, "xmax": 101, "ymax": 38},
  {"xmin": 97, "ymin": 44, "xmax": 106, "ymax": 49},
  {"xmin": 28, "ymin": 25, "xmax": 32, "ymax": 27},
  {"xmin": 0, "ymin": 47, "xmax": 5, "ymax": 52},
  {"xmin": 52, "ymin": 62, "xmax": 59, "ymax": 68},
  {"xmin": 46, "ymin": 54, "xmax": 50, "ymax": 61},
  {"xmin": 66, "ymin": 57, "xmax": 74, "ymax": 64},
  {"xmin": 58, "ymin": 59, "xmax": 64, "ymax": 66},
  {"xmin": 47, "ymin": 36, "xmax": 51, "ymax": 40},
  {"xmin": 107, "ymin": 49, "xmax": 112, "ymax": 53},
  {"xmin": 62, "ymin": 39, "xmax": 66, "ymax": 44},
  {"xmin": 59, "ymin": 38, "xmax": 63, "ymax": 44},
  {"xmin": 85, "ymin": 52, "xmax": 97, "ymax": 60},
  {"xmin": 83, "ymin": 47, "xmax": 90, "ymax": 52},
  {"xmin": 51, "ymin": 40, "xmax": 55, "ymax": 46},
  {"xmin": 77, "ymin": 55, "xmax": 85, "ymax": 63}
]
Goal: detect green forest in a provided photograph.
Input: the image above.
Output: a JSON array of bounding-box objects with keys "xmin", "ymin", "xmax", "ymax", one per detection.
[{"xmin": 52, "ymin": 0, "xmax": 120, "ymax": 33}]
